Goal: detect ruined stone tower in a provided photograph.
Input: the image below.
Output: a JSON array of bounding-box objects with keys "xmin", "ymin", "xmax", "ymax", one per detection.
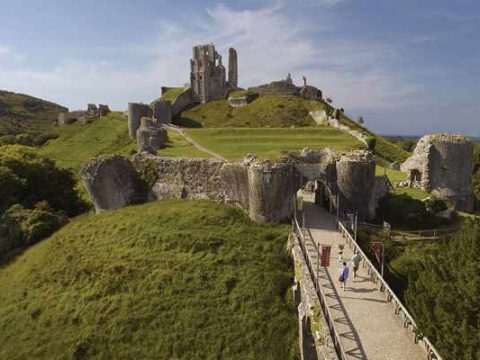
[
  {"xmin": 228, "ymin": 47, "xmax": 238, "ymax": 88},
  {"xmin": 401, "ymin": 134, "xmax": 474, "ymax": 212},
  {"xmin": 190, "ymin": 44, "xmax": 238, "ymax": 104}
]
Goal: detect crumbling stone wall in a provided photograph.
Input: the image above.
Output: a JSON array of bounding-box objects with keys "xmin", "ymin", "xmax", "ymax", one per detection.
[
  {"xmin": 136, "ymin": 123, "xmax": 168, "ymax": 154},
  {"xmin": 58, "ymin": 104, "xmax": 110, "ymax": 126},
  {"xmin": 250, "ymin": 78, "xmax": 300, "ymax": 96},
  {"xmin": 81, "ymin": 149, "xmax": 383, "ymax": 223},
  {"xmin": 128, "ymin": 103, "xmax": 152, "ymax": 138},
  {"xmin": 401, "ymin": 134, "xmax": 474, "ymax": 212},
  {"xmin": 300, "ymin": 85, "xmax": 322, "ymax": 100},
  {"xmin": 152, "ymin": 100, "xmax": 172, "ymax": 125},
  {"xmin": 171, "ymin": 88, "xmax": 194, "ymax": 117},
  {"xmin": 132, "ymin": 155, "xmax": 226, "ymax": 201},
  {"xmin": 81, "ymin": 155, "xmax": 146, "ymax": 213},
  {"xmin": 221, "ymin": 162, "xmax": 250, "ymax": 209}
]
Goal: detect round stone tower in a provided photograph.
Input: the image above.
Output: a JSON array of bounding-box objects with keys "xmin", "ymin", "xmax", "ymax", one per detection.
[
  {"xmin": 247, "ymin": 161, "xmax": 298, "ymax": 223},
  {"xmin": 335, "ymin": 150, "xmax": 376, "ymax": 220},
  {"xmin": 128, "ymin": 103, "xmax": 152, "ymax": 138}
]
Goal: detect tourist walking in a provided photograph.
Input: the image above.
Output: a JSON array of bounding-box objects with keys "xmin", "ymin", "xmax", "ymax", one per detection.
[
  {"xmin": 351, "ymin": 251, "xmax": 362, "ymax": 280},
  {"xmin": 339, "ymin": 262, "xmax": 349, "ymax": 290}
]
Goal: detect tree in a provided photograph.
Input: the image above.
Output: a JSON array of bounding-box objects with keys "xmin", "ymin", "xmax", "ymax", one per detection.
[
  {"xmin": 0, "ymin": 145, "xmax": 87, "ymax": 216},
  {"xmin": 404, "ymin": 220, "xmax": 480, "ymax": 359},
  {"xmin": 473, "ymin": 145, "xmax": 480, "ymax": 210}
]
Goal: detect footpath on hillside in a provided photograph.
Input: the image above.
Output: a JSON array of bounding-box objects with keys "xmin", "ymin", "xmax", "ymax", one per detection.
[
  {"xmin": 166, "ymin": 125, "xmax": 226, "ymax": 160},
  {"xmin": 301, "ymin": 192, "xmax": 425, "ymax": 360}
]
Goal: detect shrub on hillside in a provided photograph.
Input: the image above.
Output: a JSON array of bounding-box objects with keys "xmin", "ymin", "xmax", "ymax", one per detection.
[
  {"xmin": 404, "ymin": 220, "xmax": 480, "ymax": 359},
  {"xmin": 0, "ymin": 204, "xmax": 67, "ymax": 255},
  {"xmin": 0, "ymin": 145, "xmax": 87, "ymax": 216},
  {"xmin": 473, "ymin": 145, "xmax": 480, "ymax": 210},
  {"xmin": 0, "ymin": 132, "xmax": 58, "ymax": 147},
  {"xmin": 365, "ymin": 136, "xmax": 377, "ymax": 150},
  {"xmin": 377, "ymin": 194, "xmax": 452, "ymax": 229}
]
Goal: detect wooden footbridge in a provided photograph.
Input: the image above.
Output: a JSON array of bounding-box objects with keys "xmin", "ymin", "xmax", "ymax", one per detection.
[{"xmin": 293, "ymin": 192, "xmax": 442, "ymax": 360}]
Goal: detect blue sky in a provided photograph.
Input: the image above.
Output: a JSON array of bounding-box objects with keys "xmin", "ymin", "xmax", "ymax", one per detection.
[{"xmin": 0, "ymin": 0, "xmax": 479, "ymax": 136}]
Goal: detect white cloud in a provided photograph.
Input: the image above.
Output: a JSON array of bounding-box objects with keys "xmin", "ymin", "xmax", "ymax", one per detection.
[
  {"xmin": 0, "ymin": 1, "xmax": 422, "ymax": 117},
  {"xmin": 0, "ymin": 44, "xmax": 11, "ymax": 58}
]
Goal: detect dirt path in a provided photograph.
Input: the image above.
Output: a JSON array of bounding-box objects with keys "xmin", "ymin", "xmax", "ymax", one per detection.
[{"xmin": 166, "ymin": 125, "xmax": 226, "ymax": 161}]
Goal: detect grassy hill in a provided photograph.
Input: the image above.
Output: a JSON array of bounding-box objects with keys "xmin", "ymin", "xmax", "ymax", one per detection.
[
  {"xmin": 0, "ymin": 90, "xmax": 66, "ymax": 136},
  {"xmin": 176, "ymin": 95, "xmax": 410, "ymax": 164},
  {"xmin": 0, "ymin": 199, "xmax": 297, "ymax": 359},
  {"xmin": 187, "ymin": 127, "xmax": 363, "ymax": 161},
  {"xmin": 177, "ymin": 96, "xmax": 318, "ymax": 127},
  {"xmin": 40, "ymin": 113, "xmax": 208, "ymax": 174}
]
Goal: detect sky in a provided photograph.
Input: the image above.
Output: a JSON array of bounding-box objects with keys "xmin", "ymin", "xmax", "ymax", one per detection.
[{"xmin": 0, "ymin": 0, "xmax": 479, "ymax": 136}]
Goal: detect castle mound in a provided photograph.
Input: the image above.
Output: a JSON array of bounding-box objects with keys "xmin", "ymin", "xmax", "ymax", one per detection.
[
  {"xmin": 176, "ymin": 95, "xmax": 318, "ymax": 128},
  {"xmin": 0, "ymin": 200, "xmax": 296, "ymax": 359}
]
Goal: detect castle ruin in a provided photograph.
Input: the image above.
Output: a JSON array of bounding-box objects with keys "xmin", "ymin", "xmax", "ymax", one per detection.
[
  {"xmin": 401, "ymin": 134, "xmax": 474, "ymax": 212},
  {"xmin": 190, "ymin": 44, "xmax": 238, "ymax": 103}
]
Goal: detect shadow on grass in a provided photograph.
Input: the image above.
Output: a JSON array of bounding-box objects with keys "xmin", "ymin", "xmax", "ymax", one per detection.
[
  {"xmin": 173, "ymin": 117, "xmax": 203, "ymax": 128},
  {"xmin": 0, "ymin": 247, "xmax": 26, "ymax": 269}
]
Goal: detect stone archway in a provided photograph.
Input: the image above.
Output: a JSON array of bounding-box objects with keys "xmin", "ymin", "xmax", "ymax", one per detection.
[{"xmin": 410, "ymin": 169, "xmax": 422, "ymax": 187}]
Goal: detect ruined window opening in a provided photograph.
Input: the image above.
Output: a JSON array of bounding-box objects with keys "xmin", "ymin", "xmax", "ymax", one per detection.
[{"xmin": 410, "ymin": 169, "xmax": 422, "ymax": 183}]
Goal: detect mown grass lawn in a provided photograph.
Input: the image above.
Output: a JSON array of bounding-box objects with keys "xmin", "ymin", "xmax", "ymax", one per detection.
[
  {"xmin": 186, "ymin": 127, "xmax": 363, "ymax": 161},
  {"xmin": 0, "ymin": 200, "xmax": 297, "ymax": 360}
]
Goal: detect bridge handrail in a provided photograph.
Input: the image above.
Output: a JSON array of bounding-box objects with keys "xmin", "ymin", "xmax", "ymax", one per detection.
[
  {"xmin": 293, "ymin": 215, "xmax": 348, "ymax": 360},
  {"xmin": 337, "ymin": 220, "xmax": 443, "ymax": 360}
]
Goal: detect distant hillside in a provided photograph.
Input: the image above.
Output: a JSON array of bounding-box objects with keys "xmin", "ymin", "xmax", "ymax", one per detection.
[
  {"xmin": 0, "ymin": 90, "xmax": 67, "ymax": 136},
  {"xmin": 0, "ymin": 199, "xmax": 297, "ymax": 359}
]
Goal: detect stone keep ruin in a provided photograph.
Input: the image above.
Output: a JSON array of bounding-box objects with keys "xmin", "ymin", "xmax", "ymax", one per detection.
[
  {"xmin": 81, "ymin": 149, "xmax": 390, "ymax": 223},
  {"xmin": 190, "ymin": 44, "xmax": 238, "ymax": 103},
  {"xmin": 401, "ymin": 134, "xmax": 474, "ymax": 212}
]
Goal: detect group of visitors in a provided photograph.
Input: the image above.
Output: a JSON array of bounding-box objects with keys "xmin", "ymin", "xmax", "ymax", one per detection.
[{"xmin": 338, "ymin": 251, "xmax": 362, "ymax": 291}]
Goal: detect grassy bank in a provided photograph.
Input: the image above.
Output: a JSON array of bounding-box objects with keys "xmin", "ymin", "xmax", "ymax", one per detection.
[
  {"xmin": 177, "ymin": 96, "xmax": 318, "ymax": 127},
  {"xmin": 40, "ymin": 113, "xmax": 208, "ymax": 174},
  {"xmin": 186, "ymin": 127, "xmax": 363, "ymax": 161},
  {"xmin": 0, "ymin": 199, "xmax": 297, "ymax": 359}
]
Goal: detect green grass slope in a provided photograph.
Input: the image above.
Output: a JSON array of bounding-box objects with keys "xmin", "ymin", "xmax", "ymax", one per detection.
[
  {"xmin": 40, "ymin": 112, "xmax": 136, "ymax": 173},
  {"xmin": 177, "ymin": 95, "xmax": 318, "ymax": 127},
  {"xmin": 187, "ymin": 127, "xmax": 363, "ymax": 161},
  {"xmin": 40, "ymin": 113, "xmax": 209, "ymax": 174},
  {"xmin": 0, "ymin": 200, "xmax": 297, "ymax": 359},
  {"xmin": 0, "ymin": 90, "xmax": 66, "ymax": 136}
]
